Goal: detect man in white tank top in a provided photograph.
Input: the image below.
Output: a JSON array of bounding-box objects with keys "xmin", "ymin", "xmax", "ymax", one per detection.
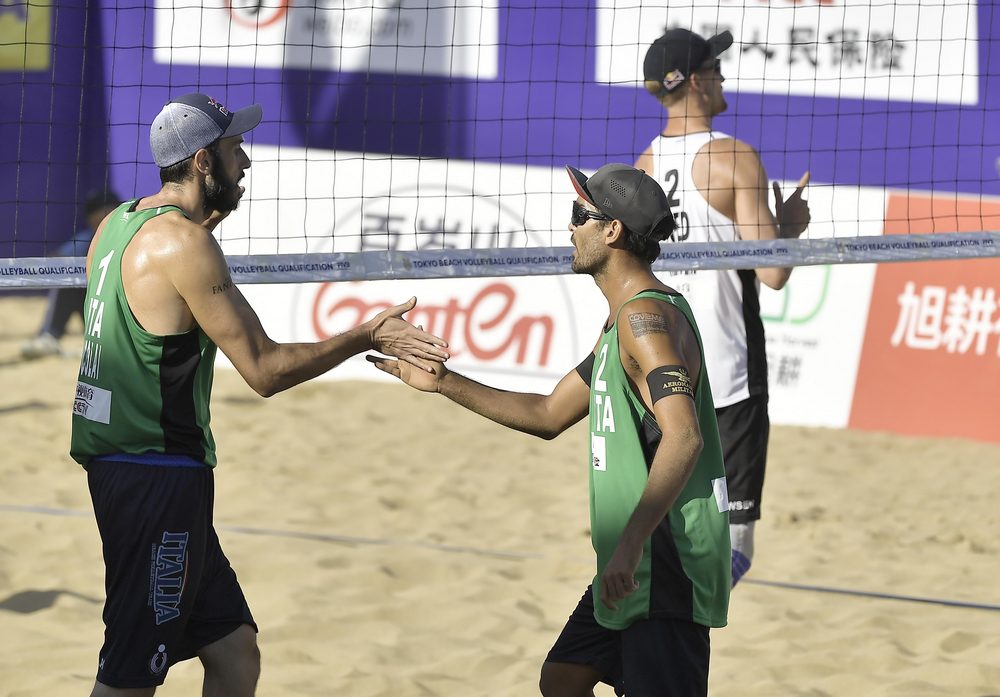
[{"xmin": 635, "ymin": 28, "xmax": 811, "ymax": 586}]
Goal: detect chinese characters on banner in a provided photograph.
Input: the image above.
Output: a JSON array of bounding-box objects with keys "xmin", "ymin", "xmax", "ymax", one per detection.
[
  {"xmin": 850, "ymin": 193, "xmax": 1000, "ymax": 442},
  {"xmin": 892, "ymin": 282, "xmax": 1000, "ymax": 356},
  {"xmin": 596, "ymin": 0, "xmax": 979, "ymax": 104}
]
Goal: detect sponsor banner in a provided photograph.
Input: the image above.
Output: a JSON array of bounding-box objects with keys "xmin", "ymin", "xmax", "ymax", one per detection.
[
  {"xmin": 0, "ymin": 0, "xmax": 50, "ymax": 70},
  {"xmin": 596, "ymin": 0, "xmax": 979, "ymax": 104},
  {"xmin": 850, "ymin": 193, "xmax": 1000, "ymax": 442},
  {"xmin": 219, "ymin": 152, "xmax": 886, "ymax": 431},
  {"xmin": 760, "ymin": 263, "xmax": 877, "ymax": 428},
  {"xmin": 237, "ymin": 258, "xmax": 872, "ymax": 427},
  {"xmin": 218, "ymin": 145, "xmax": 569, "ymax": 256},
  {"xmin": 239, "ymin": 274, "xmax": 605, "ymax": 393},
  {"xmin": 755, "ymin": 186, "xmax": 887, "ymax": 427},
  {"xmin": 153, "ymin": 0, "xmax": 498, "ymax": 79}
]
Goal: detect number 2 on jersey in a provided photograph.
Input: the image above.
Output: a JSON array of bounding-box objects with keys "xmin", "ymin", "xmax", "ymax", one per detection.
[{"xmin": 664, "ymin": 169, "xmax": 690, "ymax": 241}]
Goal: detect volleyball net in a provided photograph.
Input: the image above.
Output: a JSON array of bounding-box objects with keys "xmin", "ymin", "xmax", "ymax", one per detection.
[{"xmin": 2, "ymin": 0, "xmax": 999, "ymax": 289}]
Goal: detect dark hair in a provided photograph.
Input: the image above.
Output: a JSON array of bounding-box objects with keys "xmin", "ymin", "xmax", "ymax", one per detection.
[
  {"xmin": 609, "ymin": 215, "xmax": 674, "ymax": 264},
  {"xmin": 82, "ymin": 188, "xmax": 121, "ymax": 216},
  {"xmin": 159, "ymin": 140, "xmax": 221, "ymax": 185}
]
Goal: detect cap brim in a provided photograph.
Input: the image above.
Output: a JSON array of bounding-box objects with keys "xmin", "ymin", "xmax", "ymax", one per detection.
[
  {"xmin": 707, "ymin": 30, "xmax": 733, "ymax": 59},
  {"xmin": 221, "ymin": 104, "xmax": 262, "ymax": 138},
  {"xmin": 566, "ymin": 165, "xmax": 597, "ymax": 207}
]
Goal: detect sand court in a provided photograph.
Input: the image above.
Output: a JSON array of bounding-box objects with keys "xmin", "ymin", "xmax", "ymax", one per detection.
[{"xmin": 1, "ymin": 293, "xmax": 999, "ymax": 696}]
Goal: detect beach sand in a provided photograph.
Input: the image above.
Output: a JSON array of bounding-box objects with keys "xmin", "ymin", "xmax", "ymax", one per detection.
[{"xmin": 1, "ymin": 293, "xmax": 998, "ymax": 696}]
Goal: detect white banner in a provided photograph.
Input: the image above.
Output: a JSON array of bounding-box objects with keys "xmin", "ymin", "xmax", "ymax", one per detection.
[
  {"xmin": 238, "ymin": 274, "xmax": 605, "ymax": 393},
  {"xmin": 154, "ymin": 0, "xmax": 498, "ymax": 79},
  {"xmin": 219, "ymin": 146, "xmax": 570, "ymax": 255},
  {"xmin": 597, "ymin": 0, "xmax": 979, "ymax": 105}
]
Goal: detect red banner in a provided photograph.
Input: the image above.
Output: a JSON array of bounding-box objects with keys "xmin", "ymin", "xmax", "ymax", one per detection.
[{"xmin": 849, "ymin": 193, "xmax": 1000, "ymax": 442}]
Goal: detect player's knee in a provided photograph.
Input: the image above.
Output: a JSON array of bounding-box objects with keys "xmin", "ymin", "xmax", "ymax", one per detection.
[
  {"xmin": 233, "ymin": 626, "xmax": 261, "ymax": 677},
  {"xmin": 539, "ymin": 661, "xmax": 597, "ymax": 697},
  {"xmin": 539, "ymin": 662, "xmax": 566, "ymax": 697},
  {"xmin": 201, "ymin": 624, "xmax": 260, "ymax": 686}
]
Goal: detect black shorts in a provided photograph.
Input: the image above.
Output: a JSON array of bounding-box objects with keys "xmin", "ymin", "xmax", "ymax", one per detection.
[
  {"xmin": 545, "ymin": 587, "xmax": 710, "ymax": 697},
  {"xmin": 87, "ymin": 460, "xmax": 256, "ymax": 689},
  {"xmin": 715, "ymin": 394, "xmax": 770, "ymax": 524}
]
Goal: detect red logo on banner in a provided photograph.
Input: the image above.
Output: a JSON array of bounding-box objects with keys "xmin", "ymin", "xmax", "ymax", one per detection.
[
  {"xmin": 849, "ymin": 193, "xmax": 1000, "ymax": 442},
  {"xmin": 311, "ymin": 282, "xmax": 554, "ymax": 367},
  {"xmin": 227, "ymin": 1, "xmax": 289, "ymax": 29}
]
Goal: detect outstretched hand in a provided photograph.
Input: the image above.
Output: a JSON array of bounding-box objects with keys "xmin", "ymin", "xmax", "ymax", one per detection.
[
  {"xmin": 773, "ymin": 171, "xmax": 811, "ymax": 239},
  {"xmin": 367, "ymin": 353, "xmax": 448, "ymax": 392},
  {"xmin": 367, "ymin": 297, "xmax": 449, "ymax": 373}
]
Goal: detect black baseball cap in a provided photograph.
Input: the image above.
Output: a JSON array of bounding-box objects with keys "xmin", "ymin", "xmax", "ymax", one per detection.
[
  {"xmin": 643, "ymin": 28, "xmax": 733, "ymax": 93},
  {"xmin": 566, "ymin": 163, "xmax": 674, "ymax": 241},
  {"xmin": 150, "ymin": 93, "xmax": 262, "ymax": 168}
]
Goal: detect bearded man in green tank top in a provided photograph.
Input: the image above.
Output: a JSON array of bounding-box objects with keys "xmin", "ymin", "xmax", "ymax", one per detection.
[
  {"xmin": 71, "ymin": 93, "xmax": 449, "ymax": 697},
  {"xmin": 371, "ymin": 163, "xmax": 731, "ymax": 697}
]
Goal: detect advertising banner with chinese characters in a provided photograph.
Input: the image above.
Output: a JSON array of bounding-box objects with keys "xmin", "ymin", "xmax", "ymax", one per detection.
[
  {"xmin": 850, "ymin": 193, "xmax": 1000, "ymax": 442},
  {"xmin": 596, "ymin": 0, "xmax": 979, "ymax": 104},
  {"xmin": 152, "ymin": 0, "xmax": 498, "ymax": 79}
]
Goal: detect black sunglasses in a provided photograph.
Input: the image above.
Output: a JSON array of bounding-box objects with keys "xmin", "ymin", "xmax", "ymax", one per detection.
[{"xmin": 571, "ymin": 201, "xmax": 612, "ymax": 227}]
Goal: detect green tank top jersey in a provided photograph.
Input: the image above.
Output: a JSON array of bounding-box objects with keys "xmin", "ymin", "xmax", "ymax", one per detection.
[
  {"xmin": 70, "ymin": 200, "xmax": 218, "ymax": 468},
  {"xmin": 588, "ymin": 289, "xmax": 730, "ymax": 629}
]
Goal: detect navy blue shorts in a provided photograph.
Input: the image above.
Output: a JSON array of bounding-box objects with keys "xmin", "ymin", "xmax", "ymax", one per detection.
[
  {"xmin": 715, "ymin": 394, "xmax": 770, "ymax": 524},
  {"xmin": 87, "ymin": 460, "xmax": 256, "ymax": 689},
  {"xmin": 545, "ymin": 586, "xmax": 710, "ymax": 697}
]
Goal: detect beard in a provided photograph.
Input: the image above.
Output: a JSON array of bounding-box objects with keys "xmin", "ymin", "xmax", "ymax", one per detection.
[
  {"xmin": 571, "ymin": 248, "xmax": 604, "ymax": 276},
  {"xmin": 202, "ymin": 167, "xmax": 242, "ymax": 217}
]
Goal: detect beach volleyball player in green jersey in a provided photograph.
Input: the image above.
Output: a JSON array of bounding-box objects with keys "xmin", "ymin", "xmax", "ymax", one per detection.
[
  {"xmin": 371, "ymin": 163, "xmax": 731, "ymax": 697},
  {"xmin": 70, "ymin": 93, "xmax": 448, "ymax": 697}
]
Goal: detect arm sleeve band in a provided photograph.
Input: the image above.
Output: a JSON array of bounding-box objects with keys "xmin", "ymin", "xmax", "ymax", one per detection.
[
  {"xmin": 645, "ymin": 365, "xmax": 694, "ymax": 404},
  {"xmin": 575, "ymin": 352, "xmax": 596, "ymax": 385}
]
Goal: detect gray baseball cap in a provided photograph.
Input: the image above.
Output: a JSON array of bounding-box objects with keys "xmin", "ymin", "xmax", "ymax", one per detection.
[
  {"xmin": 566, "ymin": 163, "xmax": 675, "ymax": 241},
  {"xmin": 150, "ymin": 93, "xmax": 262, "ymax": 168}
]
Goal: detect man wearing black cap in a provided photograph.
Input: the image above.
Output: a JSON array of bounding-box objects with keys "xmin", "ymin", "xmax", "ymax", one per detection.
[
  {"xmin": 71, "ymin": 93, "xmax": 449, "ymax": 696},
  {"xmin": 637, "ymin": 28, "xmax": 812, "ymax": 587},
  {"xmin": 371, "ymin": 163, "xmax": 731, "ymax": 697}
]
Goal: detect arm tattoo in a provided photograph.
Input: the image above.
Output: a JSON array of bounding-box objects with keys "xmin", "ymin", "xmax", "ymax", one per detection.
[
  {"xmin": 627, "ymin": 312, "xmax": 669, "ymax": 338},
  {"xmin": 211, "ymin": 276, "xmax": 234, "ymax": 295}
]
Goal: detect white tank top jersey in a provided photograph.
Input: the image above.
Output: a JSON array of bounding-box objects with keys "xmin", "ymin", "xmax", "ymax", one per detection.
[{"xmin": 647, "ymin": 130, "xmax": 768, "ymax": 408}]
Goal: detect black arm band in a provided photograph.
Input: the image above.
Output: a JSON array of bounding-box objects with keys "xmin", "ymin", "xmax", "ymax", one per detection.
[
  {"xmin": 646, "ymin": 365, "xmax": 694, "ymax": 404},
  {"xmin": 576, "ymin": 352, "xmax": 596, "ymax": 385}
]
